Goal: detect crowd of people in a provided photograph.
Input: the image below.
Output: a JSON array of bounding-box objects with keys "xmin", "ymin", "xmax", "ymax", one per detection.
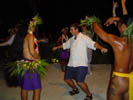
[{"xmin": 0, "ymin": 0, "xmax": 132, "ymax": 100}]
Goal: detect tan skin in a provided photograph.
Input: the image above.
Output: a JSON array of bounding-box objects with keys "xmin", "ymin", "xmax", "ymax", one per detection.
[
  {"xmin": 22, "ymin": 26, "xmax": 41, "ymax": 100},
  {"xmin": 53, "ymin": 26, "xmax": 108, "ymax": 98},
  {"xmin": 93, "ymin": 17, "xmax": 133, "ymax": 100}
]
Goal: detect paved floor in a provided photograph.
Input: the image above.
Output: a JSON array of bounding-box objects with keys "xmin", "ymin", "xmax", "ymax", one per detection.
[{"xmin": 0, "ymin": 64, "xmax": 112, "ymax": 100}]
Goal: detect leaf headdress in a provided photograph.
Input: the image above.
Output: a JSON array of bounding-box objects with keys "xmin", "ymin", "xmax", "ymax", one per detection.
[
  {"xmin": 79, "ymin": 16, "xmax": 102, "ymax": 41},
  {"xmin": 28, "ymin": 14, "xmax": 43, "ymax": 34},
  {"xmin": 121, "ymin": 23, "xmax": 133, "ymax": 47}
]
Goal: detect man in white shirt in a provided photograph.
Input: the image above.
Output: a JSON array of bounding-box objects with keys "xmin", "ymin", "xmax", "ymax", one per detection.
[{"xmin": 53, "ymin": 23, "xmax": 107, "ymax": 100}]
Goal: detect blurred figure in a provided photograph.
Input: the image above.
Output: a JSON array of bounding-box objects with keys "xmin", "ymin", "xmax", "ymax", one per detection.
[
  {"xmin": 0, "ymin": 24, "xmax": 19, "ymax": 46},
  {"xmin": 56, "ymin": 27, "xmax": 70, "ymax": 72}
]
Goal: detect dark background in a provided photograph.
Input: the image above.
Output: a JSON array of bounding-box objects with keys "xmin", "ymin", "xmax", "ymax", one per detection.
[
  {"xmin": 0, "ymin": 0, "xmax": 132, "ymax": 64},
  {"xmin": 0, "ymin": 0, "xmax": 132, "ymax": 87},
  {"xmin": 0, "ymin": 0, "xmax": 132, "ymax": 39}
]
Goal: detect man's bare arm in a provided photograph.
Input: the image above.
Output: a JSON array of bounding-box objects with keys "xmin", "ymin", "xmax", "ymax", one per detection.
[
  {"xmin": 93, "ymin": 22, "xmax": 116, "ymax": 45},
  {"xmin": 94, "ymin": 42, "xmax": 108, "ymax": 53}
]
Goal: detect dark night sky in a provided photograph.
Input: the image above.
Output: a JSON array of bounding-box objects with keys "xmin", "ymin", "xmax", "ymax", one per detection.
[{"xmin": 0, "ymin": 0, "xmax": 133, "ymax": 38}]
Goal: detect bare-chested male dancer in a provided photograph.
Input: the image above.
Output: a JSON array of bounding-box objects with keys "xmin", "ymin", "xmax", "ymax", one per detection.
[{"xmin": 92, "ymin": 0, "xmax": 133, "ymax": 99}]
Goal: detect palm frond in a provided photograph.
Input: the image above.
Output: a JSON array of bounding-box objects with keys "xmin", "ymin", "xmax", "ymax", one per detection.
[{"xmin": 121, "ymin": 23, "xmax": 133, "ymax": 47}]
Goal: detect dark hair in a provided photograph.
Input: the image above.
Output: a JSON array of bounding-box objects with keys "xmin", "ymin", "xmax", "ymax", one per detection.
[
  {"xmin": 70, "ymin": 23, "xmax": 80, "ymax": 31},
  {"xmin": 119, "ymin": 15, "xmax": 133, "ymax": 27}
]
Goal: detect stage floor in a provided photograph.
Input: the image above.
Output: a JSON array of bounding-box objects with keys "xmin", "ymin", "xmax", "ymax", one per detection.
[{"xmin": 0, "ymin": 64, "xmax": 112, "ymax": 100}]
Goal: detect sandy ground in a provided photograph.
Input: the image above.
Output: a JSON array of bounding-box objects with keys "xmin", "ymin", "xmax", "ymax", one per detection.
[{"xmin": 0, "ymin": 64, "xmax": 112, "ymax": 100}]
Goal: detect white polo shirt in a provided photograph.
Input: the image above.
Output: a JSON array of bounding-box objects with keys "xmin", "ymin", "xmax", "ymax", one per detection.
[{"xmin": 63, "ymin": 32, "xmax": 96, "ymax": 67}]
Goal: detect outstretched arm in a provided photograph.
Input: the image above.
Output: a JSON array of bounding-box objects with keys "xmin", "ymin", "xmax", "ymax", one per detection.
[
  {"xmin": 53, "ymin": 38, "xmax": 70, "ymax": 51},
  {"xmin": 94, "ymin": 42, "xmax": 108, "ymax": 53},
  {"xmin": 0, "ymin": 41, "xmax": 9, "ymax": 46},
  {"xmin": 37, "ymin": 38, "xmax": 48, "ymax": 43},
  {"xmin": 0, "ymin": 35, "xmax": 16, "ymax": 46},
  {"xmin": 52, "ymin": 44, "xmax": 63, "ymax": 51}
]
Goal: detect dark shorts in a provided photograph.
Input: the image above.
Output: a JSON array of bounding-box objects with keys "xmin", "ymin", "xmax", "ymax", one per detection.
[{"xmin": 64, "ymin": 66, "xmax": 88, "ymax": 82}]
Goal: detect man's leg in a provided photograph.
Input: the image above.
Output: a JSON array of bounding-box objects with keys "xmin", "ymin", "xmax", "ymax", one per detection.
[
  {"xmin": 76, "ymin": 67, "xmax": 93, "ymax": 100},
  {"xmin": 108, "ymin": 82, "xmax": 123, "ymax": 100},
  {"xmin": 108, "ymin": 76, "xmax": 129, "ymax": 100},
  {"xmin": 64, "ymin": 66, "xmax": 79, "ymax": 95},
  {"xmin": 33, "ymin": 89, "xmax": 41, "ymax": 100},
  {"xmin": 65, "ymin": 79, "xmax": 77, "ymax": 90},
  {"xmin": 77, "ymin": 82, "xmax": 91, "ymax": 96},
  {"xmin": 64, "ymin": 67, "xmax": 78, "ymax": 89},
  {"xmin": 65, "ymin": 79, "xmax": 79, "ymax": 95},
  {"xmin": 21, "ymin": 89, "xmax": 28, "ymax": 100}
]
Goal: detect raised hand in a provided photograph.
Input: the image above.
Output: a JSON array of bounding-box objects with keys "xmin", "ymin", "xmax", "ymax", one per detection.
[
  {"xmin": 104, "ymin": 17, "xmax": 114, "ymax": 27},
  {"xmin": 113, "ymin": 0, "xmax": 119, "ymax": 9}
]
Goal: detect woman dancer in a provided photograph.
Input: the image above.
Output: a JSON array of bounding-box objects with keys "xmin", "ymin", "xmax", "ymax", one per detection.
[
  {"xmin": 56, "ymin": 27, "xmax": 70, "ymax": 72},
  {"xmin": 20, "ymin": 17, "xmax": 41, "ymax": 100}
]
